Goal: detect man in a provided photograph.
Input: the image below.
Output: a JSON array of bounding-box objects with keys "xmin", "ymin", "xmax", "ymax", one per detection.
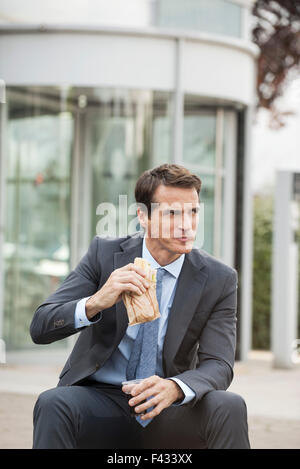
[{"xmin": 30, "ymin": 164, "xmax": 250, "ymax": 449}]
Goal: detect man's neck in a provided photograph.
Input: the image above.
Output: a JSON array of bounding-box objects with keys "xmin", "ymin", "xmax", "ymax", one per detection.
[{"xmin": 144, "ymin": 236, "xmax": 182, "ymax": 267}]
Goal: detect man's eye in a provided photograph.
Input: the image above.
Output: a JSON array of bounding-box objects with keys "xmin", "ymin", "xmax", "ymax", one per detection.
[{"xmin": 163, "ymin": 210, "xmax": 178, "ymax": 216}]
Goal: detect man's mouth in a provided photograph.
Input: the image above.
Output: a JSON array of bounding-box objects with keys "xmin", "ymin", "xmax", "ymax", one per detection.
[{"xmin": 175, "ymin": 236, "xmax": 193, "ymax": 242}]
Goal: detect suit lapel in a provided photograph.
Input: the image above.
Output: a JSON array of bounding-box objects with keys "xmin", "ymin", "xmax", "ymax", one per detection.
[
  {"xmin": 113, "ymin": 234, "xmax": 208, "ymax": 376},
  {"xmin": 162, "ymin": 250, "xmax": 208, "ymax": 376}
]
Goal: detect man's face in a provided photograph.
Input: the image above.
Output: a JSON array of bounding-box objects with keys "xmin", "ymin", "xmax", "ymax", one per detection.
[{"xmin": 138, "ymin": 184, "xmax": 200, "ymax": 255}]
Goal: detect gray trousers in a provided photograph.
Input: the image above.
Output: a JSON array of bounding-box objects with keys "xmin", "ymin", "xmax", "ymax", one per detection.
[{"xmin": 32, "ymin": 381, "xmax": 250, "ymax": 449}]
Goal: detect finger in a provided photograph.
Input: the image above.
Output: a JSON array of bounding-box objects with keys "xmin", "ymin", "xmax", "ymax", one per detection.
[
  {"xmin": 132, "ymin": 272, "xmax": 150, "ymax": 289},
  {"xmin": 118, "ymin": 263, "xmax": 147, "ymax": 278},
  {"xmin": 125, "ymin": 271, "xmax": 150, "ymax": 289},
  {"xmin": 141, "ymin": 403, "xmax": 164, "ymax": 420},
  {"xmin": 118, "ymin": 272, "xmax": 149, "ymax": 291},
  {"xmin": 118, "ymin": 282, "xmax": 144, "ymax": 296},
  {"xmin": 134, "ymin": 394, "xmax": 160, "ymax": 414},
  {"xmin": 122, "ymin": 385, "xmax": 131, "ymax": 393},
  {"xmin": 119, "ymin": 276, "xmax": 146, "ymax": 294},
  {"xmin": 131, "ymin": 376, "xmax": 159, "ymax": 396},
  {"xmin": 129, "ymin": 386, "xmax": 160, "ymax": 406}
]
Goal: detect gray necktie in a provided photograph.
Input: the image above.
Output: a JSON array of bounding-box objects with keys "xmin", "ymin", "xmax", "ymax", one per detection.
[{"xmin": 126, "ymin": 267, "xmax": 166, "ymax": 426}]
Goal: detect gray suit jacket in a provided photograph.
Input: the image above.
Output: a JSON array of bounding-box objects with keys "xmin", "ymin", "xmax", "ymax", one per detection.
[{"xmin": 30, "ymin": 232, "xmax": 238, "ymax": 408}]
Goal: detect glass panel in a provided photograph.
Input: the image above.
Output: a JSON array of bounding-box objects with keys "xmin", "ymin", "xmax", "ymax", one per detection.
[
  {"xmin": 156, "ymin": 0, "xmax": 242, "ymax": 38},
  {"xmin": 182, "ymin": 97, "xmax": 221, "ymax": 256},
  {"xmin": 217, "ymin": 110, "xmax": 238, "ymax": 264},
  {"xmin": 4, "ymin": 87, "xmax": 73, "ymax": 349},
  {"xmin": 3, "ymin": 86, "xmax": 172, "ymax": 350},
  {"xmin": 183, "ymin": 98, "xmax": 216, "ymax": 169},
  {"xmin": 152, "ymin": 91, "xmax": 173, "ymax": 166},
  {"xmin": 194, "ymin": 172, "xmax": 215, "ymax": 255},
  {"xmin": 88, "ymin": 89, "xmax": 172, "ymax": 238}
]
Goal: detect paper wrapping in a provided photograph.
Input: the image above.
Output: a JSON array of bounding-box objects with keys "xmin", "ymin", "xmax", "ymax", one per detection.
[{"xmin": 122, "ymin": 257, "xmax": 160, "ymax": 326}]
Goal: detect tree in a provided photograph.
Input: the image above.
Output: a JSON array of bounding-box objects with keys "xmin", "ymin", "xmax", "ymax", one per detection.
[
  {"xmin": 252, "ymin": 193, "xmax": 300, "ymax": 350},
  {"xmin": 252, "ymin": 0, "xmax": 300, "ymax": 127},
  {"xmin": 252, "ymin": 195, "xmax": 273, "ymax": 350}
]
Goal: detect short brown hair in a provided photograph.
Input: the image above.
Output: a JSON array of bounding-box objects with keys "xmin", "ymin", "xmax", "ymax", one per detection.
[{"xmin": 135, "ymin": 164, "xmax": 202, "ymax": 216}]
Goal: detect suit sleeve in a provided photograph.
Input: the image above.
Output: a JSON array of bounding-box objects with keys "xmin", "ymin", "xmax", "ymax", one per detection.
[
  {"xmin": 172, "ymin": 268, "xmax": 238, "ymax": 407},
  {"xmin": 30, "ymin": 236, "xmax": 101, "ymax": 344}
]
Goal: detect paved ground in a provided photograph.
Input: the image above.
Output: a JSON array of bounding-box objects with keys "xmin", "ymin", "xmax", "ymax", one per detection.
[{"xmin": 0, "ymin": 350, "xmax": 300, "ymax": 449}]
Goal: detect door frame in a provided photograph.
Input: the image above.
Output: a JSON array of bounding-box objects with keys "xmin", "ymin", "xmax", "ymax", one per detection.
[{"xmin": 0, "ymin": 86, "xmax": 7, "ymax": 344}]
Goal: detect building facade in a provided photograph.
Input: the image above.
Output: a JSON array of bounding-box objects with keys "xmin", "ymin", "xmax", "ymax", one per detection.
[{"xmin": 0, "ymin": 0, "xmax": 257, "ymax": 359}]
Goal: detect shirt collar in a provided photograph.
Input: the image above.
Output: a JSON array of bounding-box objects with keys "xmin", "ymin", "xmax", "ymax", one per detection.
[{"xmin": 142, "ymin": 237, "xmax": 185, "ymax": 279}]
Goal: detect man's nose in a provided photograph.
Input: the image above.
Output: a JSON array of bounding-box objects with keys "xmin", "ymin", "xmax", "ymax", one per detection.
[{"xmin": 178, "ymin": 212, "xmax": 193, "ymax": 231}]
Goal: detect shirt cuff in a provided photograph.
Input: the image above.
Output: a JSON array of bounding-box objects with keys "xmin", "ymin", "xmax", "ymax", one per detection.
[
  {"xmin": 168, "ymin": 377, "xmax": 196, "ymax": 406},
  {"xmin": 74, "ymin": 297, "xmax": 103, "ymax": 329}
]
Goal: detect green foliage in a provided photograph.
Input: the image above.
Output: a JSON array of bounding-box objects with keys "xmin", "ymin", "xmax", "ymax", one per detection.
[
  {"xmin": 252, "ymin": 194, "xmax": 300, "ymax": 350},
  {"xmin": 252, "ymin": 195, "xmax": 273, "ymax": 349}
]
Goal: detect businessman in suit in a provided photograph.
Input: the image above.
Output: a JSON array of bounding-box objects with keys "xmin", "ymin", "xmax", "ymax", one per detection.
[{"xmin": 30, "ymin": 163, "xmax": 250, "ymax": 449}]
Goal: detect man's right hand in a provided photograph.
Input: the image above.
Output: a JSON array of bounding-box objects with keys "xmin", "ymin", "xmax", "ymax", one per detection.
[{"xmin": 85, "ymin": 263, "xmax": 150, "ymax": 320}]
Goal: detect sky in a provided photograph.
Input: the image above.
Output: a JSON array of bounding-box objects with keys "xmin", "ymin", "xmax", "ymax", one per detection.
[{"xmin": 251, "ymin": 74, "xmax": 300, "ymax": 194}]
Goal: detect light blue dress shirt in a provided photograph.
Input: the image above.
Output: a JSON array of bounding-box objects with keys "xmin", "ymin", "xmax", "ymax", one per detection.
[{"xmin": 74, "ymin": 238, "xmax": 196, "ymax": 405}]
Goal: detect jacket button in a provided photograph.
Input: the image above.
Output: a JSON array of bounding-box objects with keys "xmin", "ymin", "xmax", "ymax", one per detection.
[{"xmin": 95, "ymin": 363, "xmax": 100, "ymax": 370}]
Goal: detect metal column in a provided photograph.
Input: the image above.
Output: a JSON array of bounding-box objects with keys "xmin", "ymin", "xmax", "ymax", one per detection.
[
  {"xmin": 0, "ymin": 79, "xmax": 6, "ymax": 362},
  {"xmin": 172, "ymin": 38, "xmax": 184, "ymax": 165},
  {"xmin": 272, "ymin": 171, "xmax": 300, "ymax": 368},
  {"xmin": 238, "ymin": 105, "xmax": 254, "ymax": 361}
]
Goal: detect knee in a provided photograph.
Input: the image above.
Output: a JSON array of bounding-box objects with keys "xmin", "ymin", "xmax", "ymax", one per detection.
[
  {"xmin": 221, "ymin": 391, "xmax": 247, "ymax": 418},
  {"xmin": 34, "ymin": 387, "xmax": 66, "ymax": 420},
  {"xmin": 203, "ymin": 390, "xmax": 248, "ymax": 421}
]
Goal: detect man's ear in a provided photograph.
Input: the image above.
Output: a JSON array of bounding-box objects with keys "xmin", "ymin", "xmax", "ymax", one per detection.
[{"xmin": 137, "ymin": 206, "xmax": 148, "ymax": 231}]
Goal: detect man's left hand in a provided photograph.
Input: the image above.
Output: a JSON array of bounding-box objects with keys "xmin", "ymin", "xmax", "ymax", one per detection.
[{"xmin": 122, "ymin": 375, "xmax": 184, "ymax": 421}]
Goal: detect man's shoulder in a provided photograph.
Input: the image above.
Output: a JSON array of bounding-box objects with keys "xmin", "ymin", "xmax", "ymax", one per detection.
[
  {"xmin": 91, "ymin": 235, "xmax": 128, "ymax": 253},
  {"xmin": 91, "ymin": 231, "xmax": 142, "ymax": 253},
  {"xmin": 190, "ymin": 246, "xmax": 237, "ymax": 279},
  {"xmin": 93, "ymin": 234, "xmax": 128, "ymax": 248}
]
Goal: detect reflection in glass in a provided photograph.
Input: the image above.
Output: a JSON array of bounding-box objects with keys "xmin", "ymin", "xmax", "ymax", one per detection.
[
  {"xmin": 194, "ymin": 173, "xmax": 215, "ymax": 254},
  {"xmin": 182, "ymin": 96, "xmax": 217, "ymax": 254},
  {"xmin": 182, "ymin": 96, "xmax": 229, "ymax": 256},
  {"xmin": 4, "ymin": 86, "xmax": 172, "ymax": 350},
  {"xmin": 89, "ymin": 90, "xmax": 172, "ymax": 238},
  {"xmin": 183, "ymin": 104, "xmax": 216, "ymax": 169},
  {"xmin": 5, "ymin": 88, "xmax": 72, "ymax": 349}
]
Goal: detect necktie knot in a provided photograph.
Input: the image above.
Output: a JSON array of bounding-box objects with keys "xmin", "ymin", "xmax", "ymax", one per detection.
[{"xmin": 156, "ymin": 267, "xmax": 166, "ymax": 281}]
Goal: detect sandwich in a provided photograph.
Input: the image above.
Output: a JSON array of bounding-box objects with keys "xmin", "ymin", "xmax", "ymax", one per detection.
[{"xmin": 122, "ymin": 257, "xmax": 161, "ymax": 326}]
